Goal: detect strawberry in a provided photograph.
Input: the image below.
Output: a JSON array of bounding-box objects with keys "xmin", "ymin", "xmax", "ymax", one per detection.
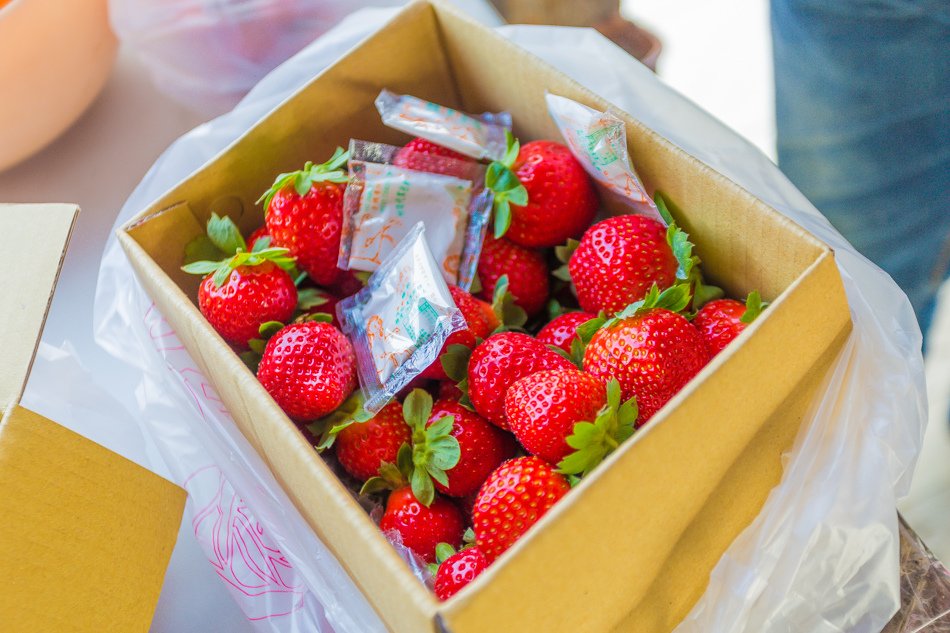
[
  {"xmin": 466, "ymin": 332, "xmax": 574, "ymax": 429},
  {"xmin": 246, "ymin": 226, "xmax": 270, "ymax": 251},
  {"xmin": 536, "ymin": 310, "xmax": 597, "ymax": 364},
  {"xmin": 393, "ymin": 137, "xmax": 477, "ymax": 180},
  {"xmin": 582, "ymin": 284, "xmax": 709, "ymax": 425},
  {"xmin": 358, "ymin": 390, "xmax": 461, "ymax": 508},
  {"xmin": 472, "ymin": 456, "xmax": 570, "ymax": 562},
  {"xmin": 504, "ymin": 368, "xmax": 606, "ymax": 466},
  {"xmin": 476, "ymin": 234, "xmax": 549, "ymax": 317},
  {"xmin": 433, "ymin": 545, "xmax": 489, "ymax": 601},
  {"xmin": 327, "ymin": 269, "xmax": 366, "ymax": 298},
  {"xmin": 693, "ymin": 291, "xmax": 767, "ymax": 357},
  {"xmin": 379, "ymin": 487, "xmax": 465, "ymax": 563},
  {"xmin": 332, "ymin": 401, "xmax": 411, "ymax": 482},
  {"xmin": 438, "ymin": 380, "xmax": 464, "ymax": 401},
  {"xmin": 428, "ymin": 399, "xmax": 517, "ymax": 497},
  {"xmin": 489, "ymin": 137, "xmax": 598, "ymax": 248},
  {"xmin": 557, "ymin": 378, "xmax": 638, "ymax": 477},
  {"xmin": 296, "ymin": 286, "xmax": 341, "ymax": 327},
  {"xmin": 183, "ymin": 213, "xmax": 298, "ymax": 349},
  {"xmin": 421, "ymin": 286, "xmax": 498, "ymax": 380},
  {"xmin": 564, "ymin": 214, "xmax": 679, "ymax": 316},
  {"xmin": 256, "ymin": 320, "xmax": 357, "ymax": 421},
  {"xmin": 258, "ymin": 148, "xmax": 349, "ymax": 286}
]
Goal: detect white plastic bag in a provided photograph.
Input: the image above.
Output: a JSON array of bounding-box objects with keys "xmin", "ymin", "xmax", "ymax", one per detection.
[
  {"xmin": 503, "ymin": 25, "xmax": 926, "ymax": 631},
  {"xmin": 92, "ymin": 9, "xmax": 926, "ymax": 633},
  {"xmin": 109, "ymin": 0, "xmax": 502, "ymax": 116}
]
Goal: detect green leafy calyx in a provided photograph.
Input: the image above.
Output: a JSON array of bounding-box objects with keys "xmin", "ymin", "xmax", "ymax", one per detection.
[
  {"xmin": 183, "ymin": 214, "xmax": 295, "ymax": 287},
  {"xmin": 490, "ymin": 274, "xmax": 528, "ymax": 331},
  {"xmin": 655, "ymin": 194, "xmax": 698, "ymax": 283},
  {"xmin": 552, "ymin": 238, "xmax": 579, "ymax": 283},
  {"xmin": 740, "ymin": 290, "xmax": 768, "ymax": 324},
  {"xmin": 576, "ymin": 311, "xmax": 608, "ymax": 345},
  {"xmin": 257, "ymin": 147, "xmax": 349, "ymax": 213},
  {"xmin": 359, "ymin": 448, "xmax": 411, "ymax": 497},
  {"xmin": 607, "ymin": 283, "xmax": 692, "ymax": 326},
  {"xmin": 441, "ymin": 344, "xmax": 474, "ymax": 383},
  {"xmin": 557, "ymin": 379, "xmax": 637, "ymax": 477},
  {"xmin": 404, "ymin": 389, "xmax": 460, "ymax": 507},
  {"xmin": 427, "ymin": 542, "xmax": 459, "ymax": 576},
  {"xmin": 296, "ymin": 287, "xmax": 330, "ymax": 310},
  {"xmin": 487, "ymin": 130, "xmax": 528, "ymax": 238},
  {"xmin": 308, "ymin": 391, "xmax": 372, "ymax": 451},
  {"xmin": 655, "ymin": 193, "xmax": 724, "ymax": 309}
]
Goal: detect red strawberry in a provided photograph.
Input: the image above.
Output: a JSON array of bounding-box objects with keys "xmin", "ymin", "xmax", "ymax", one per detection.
[
  {"xmin": 296, "ymin": 286, "xmax": 341, "ymax": 327},
  {"xmin": 472, "ymin": 456, "xmax": 570, "ymax": 562},
  {"xmin": 246, "ymin": 226, "xmax": 270, "ymax": 251},
  {"xmin": 259, "ymin": 148, "xmax": 349, "ymax": 286},
  {"xmin": 196, "ymin": 261, "xmax": 297, "ymax": 349},
  {"xmin": 438, "ymin": 381, "xmax": 464, "ymax": 401},
  {"xmin": 183, "ymin": 213, "xmax": 297, "ymax": 349},
  {"xmin": 380, "ymin": 487, "xmax": 465, "ymax": 563},
  {"xmin": 428, "ymin": 399, "xmax": 517, "ymax": 497},
  {"xmin": 434, "ymin": 546, "xmax": 489, "ymax": 601},
  {"xmin": 504, "ymin": 368, "xmax": 606, "ymax": 465},
  {"xmin": 476, "ymin": 235, "xmax": 549, "ymax": 317},
  {"xmin": 358, "ymin": 390, "xmax": 462, "ymax": 509},
  {"xmin": 567, "ymin": 214, "xmax": 678, "ymax": 316},
  {"xmin": 693, "ymin": 291, "xmax": 766, "ymax": 357},
  {"xmin": 257, "ymin": 321, "xmax": 357, "ymax": 421},
  {"xmin": 421, "ymin": 286, "xmax": 497, "ymax": 380},
  {"xmin": 393, "ymin": 137, "xmax": 477, "ymax": 180},
  {"xmin": 467, "ymin": 332, "xmax": 574, "ymax": 429},
  {"xmin": 493, "ymin": 139, "xmax": 598, "ymax": 248},
  {"xmin": 536, "ymin": 310, "xmax": 597, "ymax": 354},
  {"xmin": 582, "ymin": 285, "xmax": 709, "ymax": 425},
  {"xmin": 334, "ymin": 402, "xmax": 411, "ymax": 482},
  {"xmin": 328, "ymin": 269, "xmax": 366, "ymax": 298}
]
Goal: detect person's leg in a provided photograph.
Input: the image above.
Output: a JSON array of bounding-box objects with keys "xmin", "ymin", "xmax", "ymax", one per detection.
[{"xmin": 772, "ymin": 0, "xmax": 950, "ymax": 337}]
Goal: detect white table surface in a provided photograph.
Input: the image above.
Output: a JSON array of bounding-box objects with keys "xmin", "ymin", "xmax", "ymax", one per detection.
[{"xmin": 0, "ymin": 46, "xmax": 256, "ymax": 633}]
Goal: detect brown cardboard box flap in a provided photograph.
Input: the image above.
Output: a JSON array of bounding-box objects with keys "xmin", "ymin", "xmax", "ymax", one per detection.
[
  {"xmin": 0, "ymin": 203, "xmax": 77, "ymax": 412},
  {"xmin": 0, "ymin": 203, "xmax": 186, "ymax": 633}
]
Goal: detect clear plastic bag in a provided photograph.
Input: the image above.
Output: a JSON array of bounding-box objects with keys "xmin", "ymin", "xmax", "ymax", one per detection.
[
  {"xmin": 337, "ymin": 222, "xmax": 467, "ymax": 413},
  {"xmin": 546, "ymin": 93, "xmax": 661, "ymax": 222},
  {"xmin": 339, "ymin": 139, "xmax": 492, "ymax": 289},
  {"xmin": 502, "ymin": 23, "xmax": 927, "ymax": 632},
  {"xmin": 90, "ymin": 8, "xmax": 927, "ymax": 633},
  {"xmin": 109, "ymin": 1, "xmax": 503, "ymax": 116},
  {"xmin": 375, "ymin": 89, "xmax": 512, "ymax": 161}
]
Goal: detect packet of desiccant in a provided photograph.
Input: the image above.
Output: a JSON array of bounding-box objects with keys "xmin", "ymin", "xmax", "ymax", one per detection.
[
  {"xmin": 338, "ymin": 139, "xmax": 491, "ymax": 290},
  {"xmin": 546, "ymin": 93, "xmax": 662, "ymax": 222},
  {"xmin": 375, "ymin": 89, "xmax": 511, "ymax": 161},
  {"xmin": 337, "ymin": 222, "xmax": 467, "ymax": 414}
]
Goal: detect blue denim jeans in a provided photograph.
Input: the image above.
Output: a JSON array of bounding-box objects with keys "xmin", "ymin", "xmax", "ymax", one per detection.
[{"xmin": 772, "ymin": 0, "xmax": 950, "ymax": 338}]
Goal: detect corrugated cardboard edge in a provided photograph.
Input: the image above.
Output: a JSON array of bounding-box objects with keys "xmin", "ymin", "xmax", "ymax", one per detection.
[
  {"xmin": 0, "ymin": 203, "xmax": 77, "ymax": 412},
  {"xmin": 0, "ymin": 202, "xmax": 186, "ymax": 633}
]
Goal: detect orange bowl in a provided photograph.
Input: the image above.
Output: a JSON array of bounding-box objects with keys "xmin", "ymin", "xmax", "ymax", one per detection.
[{"xmin": 0, "ymin": 0, "xmax": 117, "ymax": 172}]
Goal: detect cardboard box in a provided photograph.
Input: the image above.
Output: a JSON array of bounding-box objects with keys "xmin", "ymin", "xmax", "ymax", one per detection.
[
  {"xmin": 0, "ymin": 203, "xmax": 186, "ymax": 633},
  {"xmin": 115, "ymin": 2, "xmax": 852, "ymax": 631}
]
